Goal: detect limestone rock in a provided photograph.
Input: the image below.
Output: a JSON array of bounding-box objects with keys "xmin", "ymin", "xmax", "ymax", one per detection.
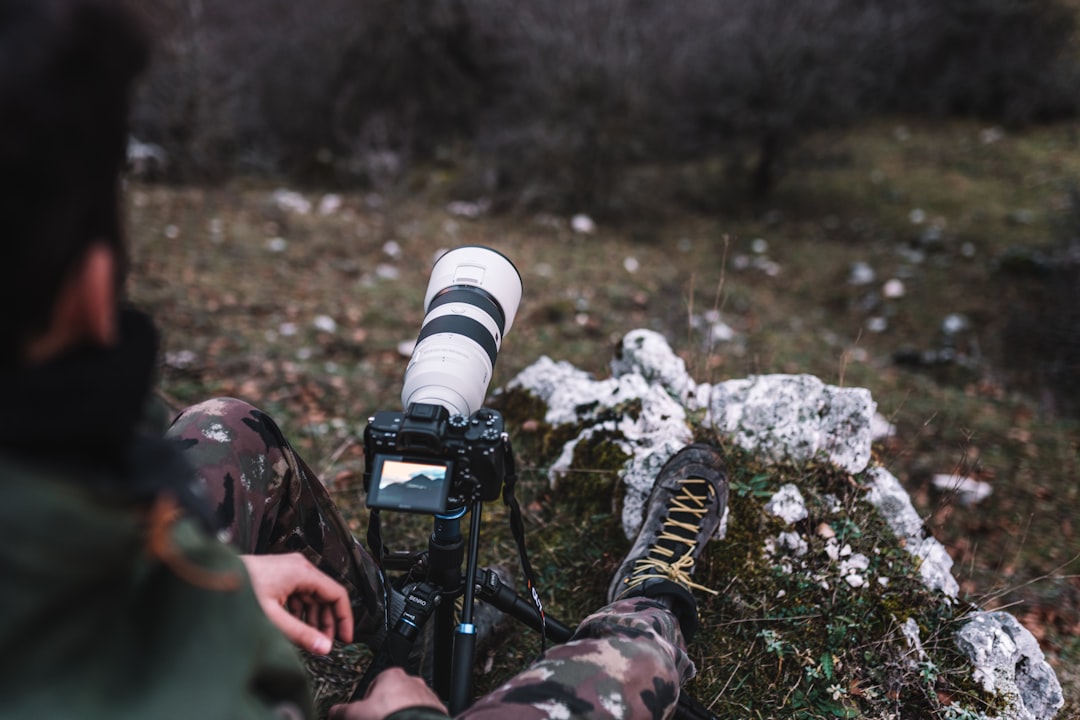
[
  {"xmin": 500, "ymin": 327, "xmax": 1061, "ymax": 719},
  {"xmin": 705, "ymin": 373, "xmax": 876, "ymax": 474},
  {"xmin": 955, "ymin": 612, "xmax": 1064, "ymax": 720},
  {"xmin": 865, "ymin": 466, "xmax": 959, "ymax": 598}
]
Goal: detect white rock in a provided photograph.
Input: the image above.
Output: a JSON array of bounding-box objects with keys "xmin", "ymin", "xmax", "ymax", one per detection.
[
  {"xmin": 571, "ymin": 214, "xmax": 596, "ymax": 234},
  {"xmin": 864, "ymin": 466, "xmax": 958, "ymax": 598},
  {"xmin": 775, "ymin": 531, "xmax": 808, "ymax": 557},
  {"xmin": 955, "ymin": 612, "xmax": 1063, "ymax": 720},
  {"xmin": 505, "ymin": 355, "xmax": 694, "ymax": 538},
  {"xmin": 932, "ymin": 474, "xmax": 993, "ymax": 507},
  {"xmin": 839, "ymin": 553, "xmax": 870, "ymax": 576},
  {"xmin": 913, "ymin": 537, "xmax": 959, "ymax": 598},
  {"xmin": 882, "ymin": 278, "xmax": 906, "ymax": 299},
  {"xmin": 313, "ymin": 315, "xmax": 337, "ymax": 334},
  {"xmin": 704, "ymin": 374, "xmax": 876, "ymax": 474},
  {"xmin": 870, "ymin": 412, "xmax": 896, "ymax": 442},
  {"xmin": 848, "ymin": 261, "xmax": 876, "ymax": 286},
  {"xmin": 382, "ymin": 240, "xmax": 403, "ymax": 259},
  {"xmin": 318, "ymin": 193, "xmax": 342, "ymax": 215},
  {"xmin": 271, "ymin": 188, "xmax": 312, "ymax": 214},
  {"xmin": 765, "ymin": 484, "xmax": 808, "ymax": 525},
  {"xmin": 942, "ymin": 313, "xmax": 970, "ymax": 335},
  {"xmin": 610, "ymin": 329, "xmax": 707, "ymax": 409},
  {"xmin": 901, "ymin": 618, "xmax": 927, "ymax": 661}
]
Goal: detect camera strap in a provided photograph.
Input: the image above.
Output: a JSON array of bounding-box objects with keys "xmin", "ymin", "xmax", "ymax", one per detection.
[
  {"xmin": 367, "ymin": 507, "xmax": 386, "ymax": 568},
  {"xmin": 499, "ymin": 436, "xmax": 548, "ymax": 653}
]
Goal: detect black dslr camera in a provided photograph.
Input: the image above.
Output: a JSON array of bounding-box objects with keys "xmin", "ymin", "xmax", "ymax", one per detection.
[
  {"xmin": 363, "ymin": 402, "xmax": 508, "ymax": 513},
  {"xmin": 363, "ymin": 245, "xmax": 521, "ymax": 515}
]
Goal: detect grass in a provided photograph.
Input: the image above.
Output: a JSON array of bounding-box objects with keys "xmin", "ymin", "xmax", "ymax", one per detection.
[{"xmin": 127, "ymin": 115, "xmax": 1080, "ymax": 716}]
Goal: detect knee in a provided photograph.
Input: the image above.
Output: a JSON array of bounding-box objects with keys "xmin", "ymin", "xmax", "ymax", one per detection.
[
  {"xmin": 174, "ymin": 397, "xmax": 259, "ymax": 424},
  {"xmin": 167, "ymin": 397, "xmax": 267, "ymax": 447}
]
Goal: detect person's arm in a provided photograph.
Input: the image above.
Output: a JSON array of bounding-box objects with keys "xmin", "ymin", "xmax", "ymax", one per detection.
[
  {"xmin": 329, "ymin": 667, "xmax": 449, "ymax": 720},
  {"xmin": 239, "ymin": 553, "xmax": 354, "ymax": 655}
]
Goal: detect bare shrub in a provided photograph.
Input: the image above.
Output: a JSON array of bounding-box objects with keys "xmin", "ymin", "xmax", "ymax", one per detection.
[
  {"xmin": 890, "ymin": 0, "xmax": 1080, "ymax": 124},
  {"xmin": 126, "ymin": 0, "xmax": 1078, "ymax": 209},
  {"xmin": 999, "ymin": 189, "xmax": 1080, "ymax": 418},
  {"xmin": 465, "ymin": 0, "xmax": 899, "ymax": 213},
  {"xmin": 127, "ymin": 0, "xmax": 483, "ymax": 182}
]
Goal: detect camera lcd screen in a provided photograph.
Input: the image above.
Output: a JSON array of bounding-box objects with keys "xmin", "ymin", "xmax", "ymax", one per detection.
[{"xmin": 366, "ymin": 455, "xmax": 452, "ymax": 513}]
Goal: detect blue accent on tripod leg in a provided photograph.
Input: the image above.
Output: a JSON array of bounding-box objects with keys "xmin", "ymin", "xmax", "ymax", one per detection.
[{"xmin": 450, "ymin": 625, "xmax": 478, "ymax": 715}]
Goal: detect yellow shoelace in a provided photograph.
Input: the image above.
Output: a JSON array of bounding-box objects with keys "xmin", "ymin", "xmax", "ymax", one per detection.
[
  {"xmin": 624, "ymin": 552, "xmax": 720, "ymax": 595},
  {"xmin": 623, "ymin": 478, "xmax": 720, "ymax": 596}
]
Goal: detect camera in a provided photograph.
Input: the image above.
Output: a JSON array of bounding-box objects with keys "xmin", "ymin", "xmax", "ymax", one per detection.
[
  {"xmin": 364, "ymin": 246, "xmax": 522, "ymax": 513},
  {"xmin": 364, "ymin": 403, "xmax": 507, "ymax": 512}
]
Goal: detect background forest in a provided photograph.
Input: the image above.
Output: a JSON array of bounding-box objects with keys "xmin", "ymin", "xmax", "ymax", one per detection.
[{"xmin": 121, "ymin": 0, "xmax": 1080, "ymax": 716}]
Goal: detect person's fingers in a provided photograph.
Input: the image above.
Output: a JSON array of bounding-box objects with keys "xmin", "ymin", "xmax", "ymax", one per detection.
[
  {"xmin": 285, "ymin": 559, "xmax": 355, "ymax": 643},
  {"xmin": 287, "ymin": 595, "xmax": 305, "ymax": 620},
  {"xmin": 336, "ymin": 602, "xmax": 354, "ymax": 644},
  {"xmin": 328, "ymin": 668, "xmax": 447, "ymax": 720},
  {"xmin": 240, "ymin": 553, "xmax": 354, "ymax": 644},
  {"xmin": 264, "ymin": 602, "xmax": 333, "ymax": 654},
  {"xmin": 319, "ymin": 601, "xmax": 337, "ymax": 638},
  {"xmin": 306, "ymin": 577, "xmax": 354, "ymax": 642}
]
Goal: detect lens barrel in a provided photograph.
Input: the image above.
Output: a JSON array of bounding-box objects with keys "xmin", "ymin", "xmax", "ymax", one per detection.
[{"xmin": 401, "ymin": 246, "xmax": 522, "ymax": 417}]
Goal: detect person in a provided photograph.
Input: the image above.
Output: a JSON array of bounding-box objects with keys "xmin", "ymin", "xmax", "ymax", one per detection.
[
  {"xmin": 0, "ymin": 1, "xmax": 729, "ymax": 718},
  {"xmin": 0, "ymin": 1, "xmax": 345, "ymax": 717}
]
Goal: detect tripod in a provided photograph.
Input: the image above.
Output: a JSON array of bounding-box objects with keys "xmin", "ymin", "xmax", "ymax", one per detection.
[{"xmin": 357, "ymin": 440, "xmax": 718, "ymax": 719}]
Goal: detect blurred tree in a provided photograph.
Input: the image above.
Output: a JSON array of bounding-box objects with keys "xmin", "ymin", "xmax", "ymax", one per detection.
[
  {"xmin": 890, "ymin": 0, "xmax": 1080, "ymax": 124},
  {"xmin": 125, "ymin": 0, "xmax": 1079, "ymax": 209},
  {"xmin": 468, "ymin": 0, "xmax": 895, "ymax": 211}
]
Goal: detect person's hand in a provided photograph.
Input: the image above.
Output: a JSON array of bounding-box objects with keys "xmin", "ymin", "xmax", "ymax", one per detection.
[
  {"xmin": 239, "ymin": 553, "xmax": 353, "ymax": 654},
  {"xmin": 329, "ymin": 667, "xmax": 448, "ymax": 720}
]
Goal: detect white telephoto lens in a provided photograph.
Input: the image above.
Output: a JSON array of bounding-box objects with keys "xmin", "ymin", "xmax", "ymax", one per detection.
[{"xmin": 401, "ymin": 246, "xmax": 522, "ymax": 417}]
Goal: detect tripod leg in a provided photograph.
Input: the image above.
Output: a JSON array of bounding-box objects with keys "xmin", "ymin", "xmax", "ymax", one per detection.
[{"xmin": 474, "ymin": 568, "xmax": 572, "ymax": 643}]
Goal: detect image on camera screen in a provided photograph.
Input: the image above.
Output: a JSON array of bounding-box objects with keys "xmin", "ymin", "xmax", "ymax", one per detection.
[{"xmin": 367, "ymin": 455, "xmax": 452, "ymax": 513}]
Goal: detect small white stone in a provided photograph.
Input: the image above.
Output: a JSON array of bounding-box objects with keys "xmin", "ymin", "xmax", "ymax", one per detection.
[
  {"xmin": 932, "ymin": 474, "xmax": 993, "ymax": 507},
  {"xmin": 571, "ymin": 214, "xmax": 596, "ymax": 234},
  {"xmin": 382, "ymin": 240, "xmax": 403, "ymax": 259},
  {"xmin": 765, "ymin": 484, "xmax": 808, "ymax": 525},
  {"xmin": 313, "ymin": 315, "xmax": 337, "ymax": 333},
  {"xmin": 318, "ymin": 193, "xmax": 342, "ymax": 215}
]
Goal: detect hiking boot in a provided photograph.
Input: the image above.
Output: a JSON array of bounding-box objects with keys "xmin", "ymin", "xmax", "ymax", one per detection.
[{"xmin": 607, "ymin": 442, "xmax": 728, "ymax": 640}]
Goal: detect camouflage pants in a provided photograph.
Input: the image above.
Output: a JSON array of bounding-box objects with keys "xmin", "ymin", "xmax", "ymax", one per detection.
[
  {"xmin": 167, "ymin": 397, "xmax": 387, "ymax": 642},
  {"xmin": 460, "ymin": 597, "xmax": 694, "ymax": 720},
  {"xmin": 169, "ymin": 398, "xmax": 692, "ymax": 720}
]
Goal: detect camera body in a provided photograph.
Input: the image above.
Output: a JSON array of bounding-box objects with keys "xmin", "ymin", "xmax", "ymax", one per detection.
[{"xmin": 364, "ymin": 402, "xmax": 507, "ymax": 513}]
